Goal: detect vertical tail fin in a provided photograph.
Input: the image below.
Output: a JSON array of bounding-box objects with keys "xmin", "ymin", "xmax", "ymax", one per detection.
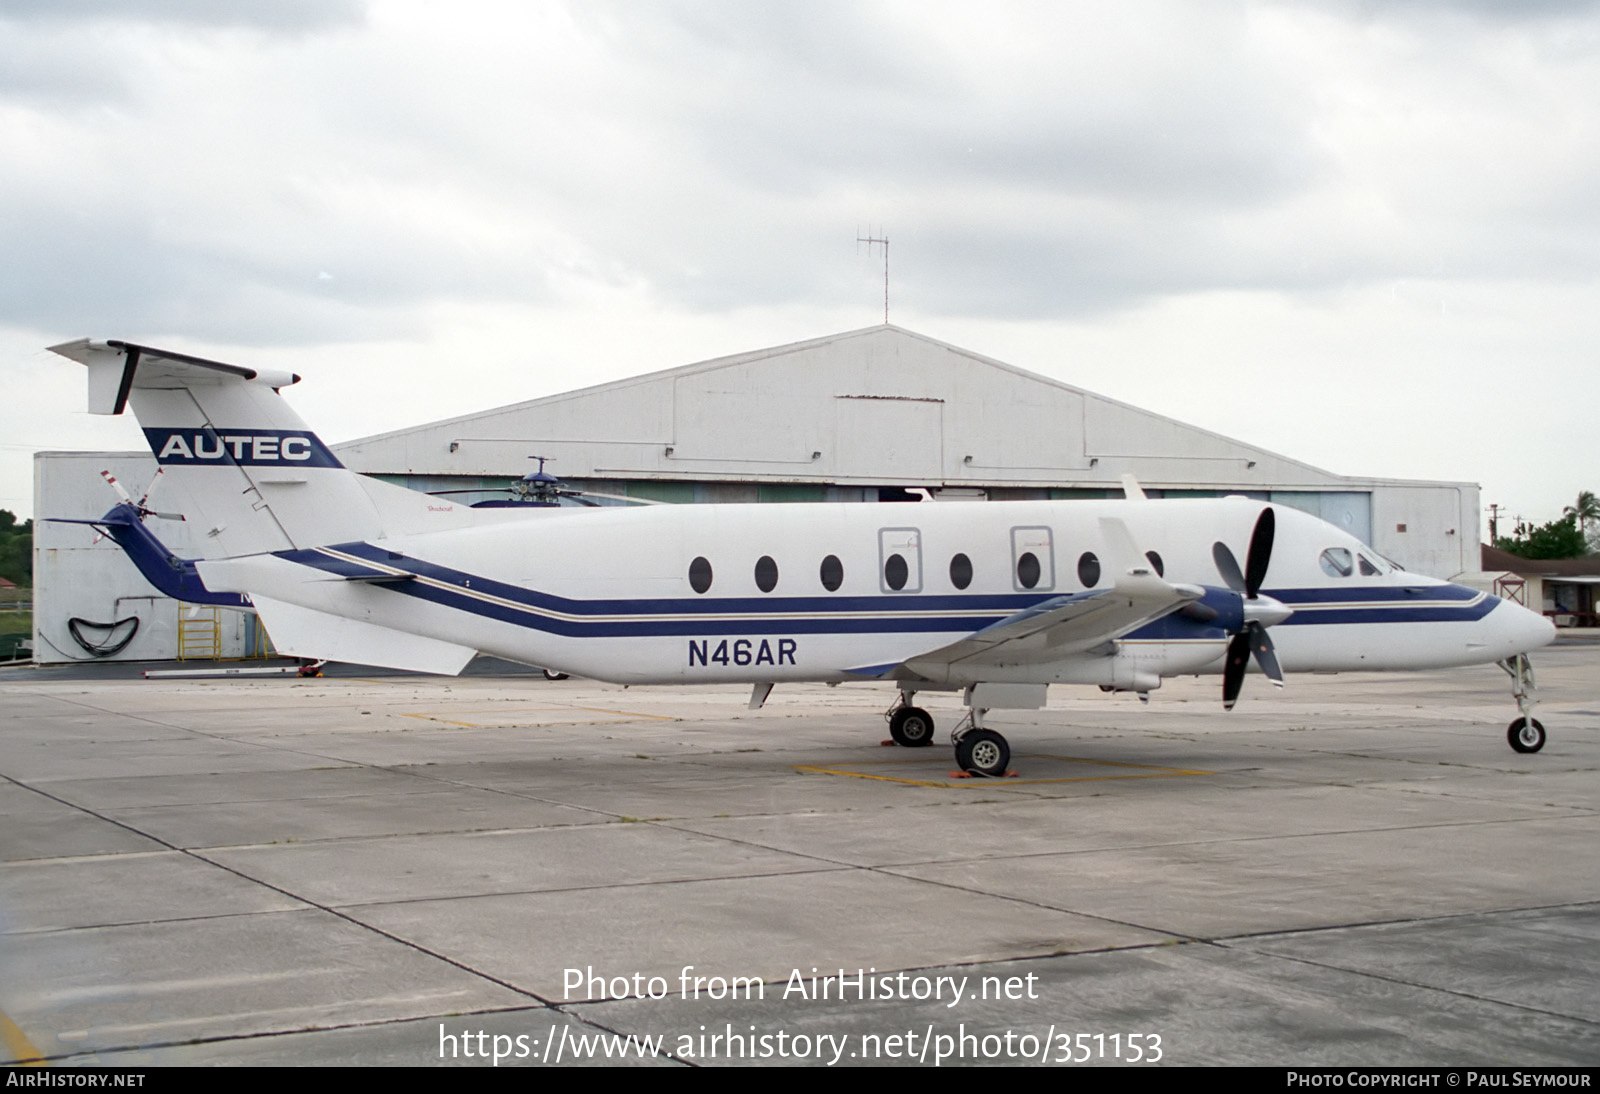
[{"xmin": 51, "ymin": 339, "xmax": 384, "ymax": 556}]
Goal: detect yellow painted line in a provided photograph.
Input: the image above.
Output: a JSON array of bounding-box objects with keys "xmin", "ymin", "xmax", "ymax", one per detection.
[
  {"xmin": 795, "ymin": 754, "xmax": 1213, "ymax": 788},
  {"xmin": 0, "ymin": 1006, "xmax": 44, "ymax": 1065}
]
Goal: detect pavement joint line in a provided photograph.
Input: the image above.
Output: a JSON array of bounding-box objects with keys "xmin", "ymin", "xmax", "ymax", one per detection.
[
  {"xmin": 21, "ymin": 688, "xmax": 642, "ymax": 825},
  {"xmin": 22, "ymin": 903, "xmax": 1586, "ymax": 1065},
  {"xmin": 1204, "ymin": 898, "xmax": 1600, "ymax": 947},
  {"xmin": 794, "ymin": 754, "xmax": 1214, "ymax": 787},
  {"xmin": 8, "ymin": 1002, "xmax": 638, "ymax": 1067},
  {"xmin": 1211, "ymin": 928, "xmax": 1600, "ymax": 1029},
  {"xmin": 400, "ymin": 704, "xmax": 678, "ymax": 724},
  {"xmin": 0, "ymin": 771, "xmax": 560, "ymax": 1012},
  {"xmin": 588, "ymin": 809, "xmax": 1204, "ymax": 943},
  {"xmin": 31, "ymin": 691, "xmax": 405, "ymax": 769},
  {"xmin": 0, "ymin": 907, "xmax": 320, "ymax": 938},
  {"xmin": 859, "ymin": 864, "xmax": 1198, "ymax": 944},
  {"xmin": 329, "ymin": 864, "xmax": 859, "ymax": 910},
  {"xmin": 652, "ymin": 810, "xmax": 1600, "ymax": 871}
]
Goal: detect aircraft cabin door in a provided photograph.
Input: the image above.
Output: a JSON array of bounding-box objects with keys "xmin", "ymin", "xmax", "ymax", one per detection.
[
  {"xmin": 1010, "ymin": 525, "xmax": 1055, "ymax": 591},
  {"xmin": 878, "ymin": 527, "xmax": 923, "ymax": 593}
]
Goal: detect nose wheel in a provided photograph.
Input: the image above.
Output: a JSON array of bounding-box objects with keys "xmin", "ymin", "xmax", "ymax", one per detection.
[
  {"xmin": 949, "ymin": 708, "xmax": 1011, "ymax": 777},
  {"xmin": 1508, "ymin": 717, "xmax": 1546, "ymax": 754},
  {"xmin": 954, "ymin": 728, "xmax": 1010, "ymax": 777}
]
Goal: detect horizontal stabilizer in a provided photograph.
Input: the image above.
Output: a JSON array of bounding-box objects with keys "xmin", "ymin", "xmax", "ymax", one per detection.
[
  {"xmin": 251, "ymin": 595, "xmax": 477, "ymax": 675},
  {"xmin": 50, "ymin": 339, "xmax": 299, "ymax": 415}
]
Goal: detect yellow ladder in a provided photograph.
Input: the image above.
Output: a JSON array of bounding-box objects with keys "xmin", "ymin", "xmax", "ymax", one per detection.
[{"xmin": 177, "ymin": 606, "xmax": 221, "ymax": 660}]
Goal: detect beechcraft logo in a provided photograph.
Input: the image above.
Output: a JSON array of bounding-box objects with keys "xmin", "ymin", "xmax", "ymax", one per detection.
[{"xmin": 142, "ymin": 427, "xmax": 343, "ymax": 469}]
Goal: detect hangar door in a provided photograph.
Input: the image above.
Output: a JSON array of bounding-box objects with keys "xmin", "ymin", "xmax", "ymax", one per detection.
[{"xmin": 835, "ymin": 397, "xmax": 943, "ymax": 481}]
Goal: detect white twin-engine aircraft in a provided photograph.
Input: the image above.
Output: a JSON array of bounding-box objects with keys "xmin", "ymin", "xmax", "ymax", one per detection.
[{"xmin": 52, "ymin": 339, "xmax": 1557, "ymax": 776}]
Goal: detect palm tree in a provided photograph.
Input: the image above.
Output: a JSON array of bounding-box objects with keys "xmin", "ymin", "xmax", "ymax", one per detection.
[{"xmin": 1565, "ymin": 490, "xmax": 1599, "ymax": 550}]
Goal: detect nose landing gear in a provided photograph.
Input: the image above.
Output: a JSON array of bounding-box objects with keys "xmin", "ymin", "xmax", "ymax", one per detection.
[
  {"xmin": 949, "ymin": 708, "xmax": 1011, "ymax": 778},
  {"xmin": 1498, "ymin": 653, "xmax": 1546, "ymax": 753}
]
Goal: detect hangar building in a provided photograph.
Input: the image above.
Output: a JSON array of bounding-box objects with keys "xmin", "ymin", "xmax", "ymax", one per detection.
[{"xmin": 32, "ymin": 325, "xmax": 1480, "ymax": 663}]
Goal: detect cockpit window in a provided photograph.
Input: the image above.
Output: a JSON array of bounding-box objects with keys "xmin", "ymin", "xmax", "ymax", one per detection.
[
  {"xmin": 1319, "ymin": 548, "xmax": 1353, "ymax": 578},
  {"xmin": 1358, "ymin": 553, "xmax": 1381, "ymax": 576}
]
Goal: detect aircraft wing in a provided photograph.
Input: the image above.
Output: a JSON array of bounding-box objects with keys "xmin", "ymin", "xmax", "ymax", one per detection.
[{"xmin": 897, "ymin": 517, "xmax": 1205, "ymax": 678}]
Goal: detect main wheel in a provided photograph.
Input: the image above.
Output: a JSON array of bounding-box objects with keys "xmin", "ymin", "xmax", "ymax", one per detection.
[
  {"xmin": 1507, "ymin": 717, "xmax": 1546, "ymax": 753},
  {"xmin": 543, "ymin": 669, "xmax": 569, "ymax": 681},
  {"xmin": 889, "ymin": 706, "xmax": 935, "ymax": 747},
  {"xmin": 954, "ymin": 728, "xmax": 1010, "ymax": 777}
]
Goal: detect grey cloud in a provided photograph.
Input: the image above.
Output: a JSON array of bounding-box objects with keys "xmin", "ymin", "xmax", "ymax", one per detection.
[
  {"xmin": 1301, "ymin": 0, "xmax": 1600, "ymax": 21},
  {"xmin": 0, "ymin": 0, "xmax": 367, "ymax": 32}
]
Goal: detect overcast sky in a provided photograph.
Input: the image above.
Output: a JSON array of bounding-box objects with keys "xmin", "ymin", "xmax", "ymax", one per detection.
[{"xmin": 3, "ymin": 0, "xmax": 1596, "ymax": 539}]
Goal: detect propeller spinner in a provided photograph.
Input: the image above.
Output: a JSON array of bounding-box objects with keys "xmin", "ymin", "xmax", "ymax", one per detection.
[{"xmin": 1212, "ymin": 507, "xmax": 1292, "ymax": 710}]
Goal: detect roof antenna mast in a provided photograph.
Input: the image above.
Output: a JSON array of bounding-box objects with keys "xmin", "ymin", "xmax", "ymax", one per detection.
[{"xmin": 856, "ymin": 227, "xmax": 889, "ymax": 324}]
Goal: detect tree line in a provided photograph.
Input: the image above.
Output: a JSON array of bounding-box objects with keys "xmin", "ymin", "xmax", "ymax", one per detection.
[
  {"xmin": 1494, "ymin": 491, "xmax": 1598, "ymax": 560},
  {"xmin": 0, "ymin": 510, "xmax": 33, "ymax": 588}
]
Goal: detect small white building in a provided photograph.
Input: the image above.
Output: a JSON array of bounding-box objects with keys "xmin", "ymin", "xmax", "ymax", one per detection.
[{"xmin": 33, "ymin": 325, "xmax": 1479, "ymax": 663}]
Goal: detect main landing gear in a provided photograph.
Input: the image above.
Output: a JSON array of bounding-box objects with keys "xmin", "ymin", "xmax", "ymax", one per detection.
[
  {"xmin": 1498, "ymin": 653, "xmax": 1546, "ymax": 754},
  {"xmin": 884, "ymin": 692, "xmax": 1012, "ymax": 777}
]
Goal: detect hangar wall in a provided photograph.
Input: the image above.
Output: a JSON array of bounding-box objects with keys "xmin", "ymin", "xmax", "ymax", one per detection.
[{"xmin": 33, "ymin": 452, "xmax": 263, "ymax": 664}]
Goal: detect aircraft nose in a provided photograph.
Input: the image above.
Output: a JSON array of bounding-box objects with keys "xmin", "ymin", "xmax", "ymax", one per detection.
[{"xmin": 1489, "ymin": 596, "xmax": 1556, "ymax": 655}]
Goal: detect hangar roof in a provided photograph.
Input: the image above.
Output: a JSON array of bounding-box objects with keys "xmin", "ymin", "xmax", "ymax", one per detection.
[{"xmin": 333, "ymin": 324, "xmax": 1461, "ymax": 493}]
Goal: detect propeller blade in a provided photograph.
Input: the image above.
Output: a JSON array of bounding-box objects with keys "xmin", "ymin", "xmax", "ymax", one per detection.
[
  {"xmin": 100, "ymin": 470, "xmax": 134, "ymax": 505},
  {"xmin": 135, "ymin": 468, "xmax": 165, "ymax": 509},
  {"xmin": 1212, "ymin": 541, "xmax": 1245, "ymax": 593},
  {"xmin": 1246, "ymin": 621, "xmax": 1283, "ymax": 687},
  {"xmin": 1223, "ymin": 630, "xmax": 1250, "ymax": 710},
  {"xmin": 1244, "ymin": 507, "xmax": 1275, "ymax": 598},
  {"xmin": 568, "ymin": 489, "xmax": 665, "ymax": 506}
]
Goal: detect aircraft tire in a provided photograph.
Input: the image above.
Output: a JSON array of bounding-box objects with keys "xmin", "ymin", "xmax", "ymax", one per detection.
[
  {"xmin": 955, "ymin": 729, "xmax": 1010, "ymax": 777},
  {"xmin": 889, "ymin": 706, "xmax": 935, "ymax": 747},
  {"xmin": 543, "ymin": 669, "xmax": 570, "ymax": 681},
  {"xmin": 1507, "ymin": 717, "xmax": 1546, "ymax": 753}
]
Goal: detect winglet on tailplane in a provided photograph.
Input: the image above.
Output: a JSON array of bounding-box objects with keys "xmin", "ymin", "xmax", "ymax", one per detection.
[{"xmin": 51, "ymin": 339, "xmax": 384, "ymax": 556}]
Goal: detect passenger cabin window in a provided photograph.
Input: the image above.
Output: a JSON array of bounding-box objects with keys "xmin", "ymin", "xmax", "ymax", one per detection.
[
  {"xmin": 878, "ymin": 527, "xmax": 922, "ymax": 593},
  {"xmin": 1077, "ymin": 551, "xmax": 1101, "ymax": 588},
  {"xmin": 688, "ymin": 556, "xmax": 713, "ymax": 594},
  {"xmin": 1010, "ymin": 526, "xmax": 1054, "ymax": 592},
  {"xmin": 1319, "ymin": 548, "xmax": 1353, "ymax": 578},
  {"xmin": 1016, "ymin": 552, "xmax": 1042, "ymax": 589},
  {"xmin": 754, "ymin": 555, "xmax": 779, "ymax": 593},
  {"xmin": 819, "ymin": 554, "xmax": 844, "ymax": 591},
  {"xmin": 949, "ymin": 553, "xmax": 973, "ymax": 590}
]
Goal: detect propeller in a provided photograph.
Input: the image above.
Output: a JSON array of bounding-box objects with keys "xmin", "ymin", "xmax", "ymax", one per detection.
[
  {"xmin": 1212, "ymin": 507, "xmax": 1291, "ymax": 710},
  {"xmin": 102, "ymin": 470, "xmax": 185, "ymax": 522},
  {"xmin": 92, "ymin": 470, "xmax": 185, "ymax": 544}
]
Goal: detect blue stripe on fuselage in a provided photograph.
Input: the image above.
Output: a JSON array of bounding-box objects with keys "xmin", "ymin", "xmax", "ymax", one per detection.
[{"xmin": 275, "ymin": 543, "xmax": 1495, "ymax": 639}]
